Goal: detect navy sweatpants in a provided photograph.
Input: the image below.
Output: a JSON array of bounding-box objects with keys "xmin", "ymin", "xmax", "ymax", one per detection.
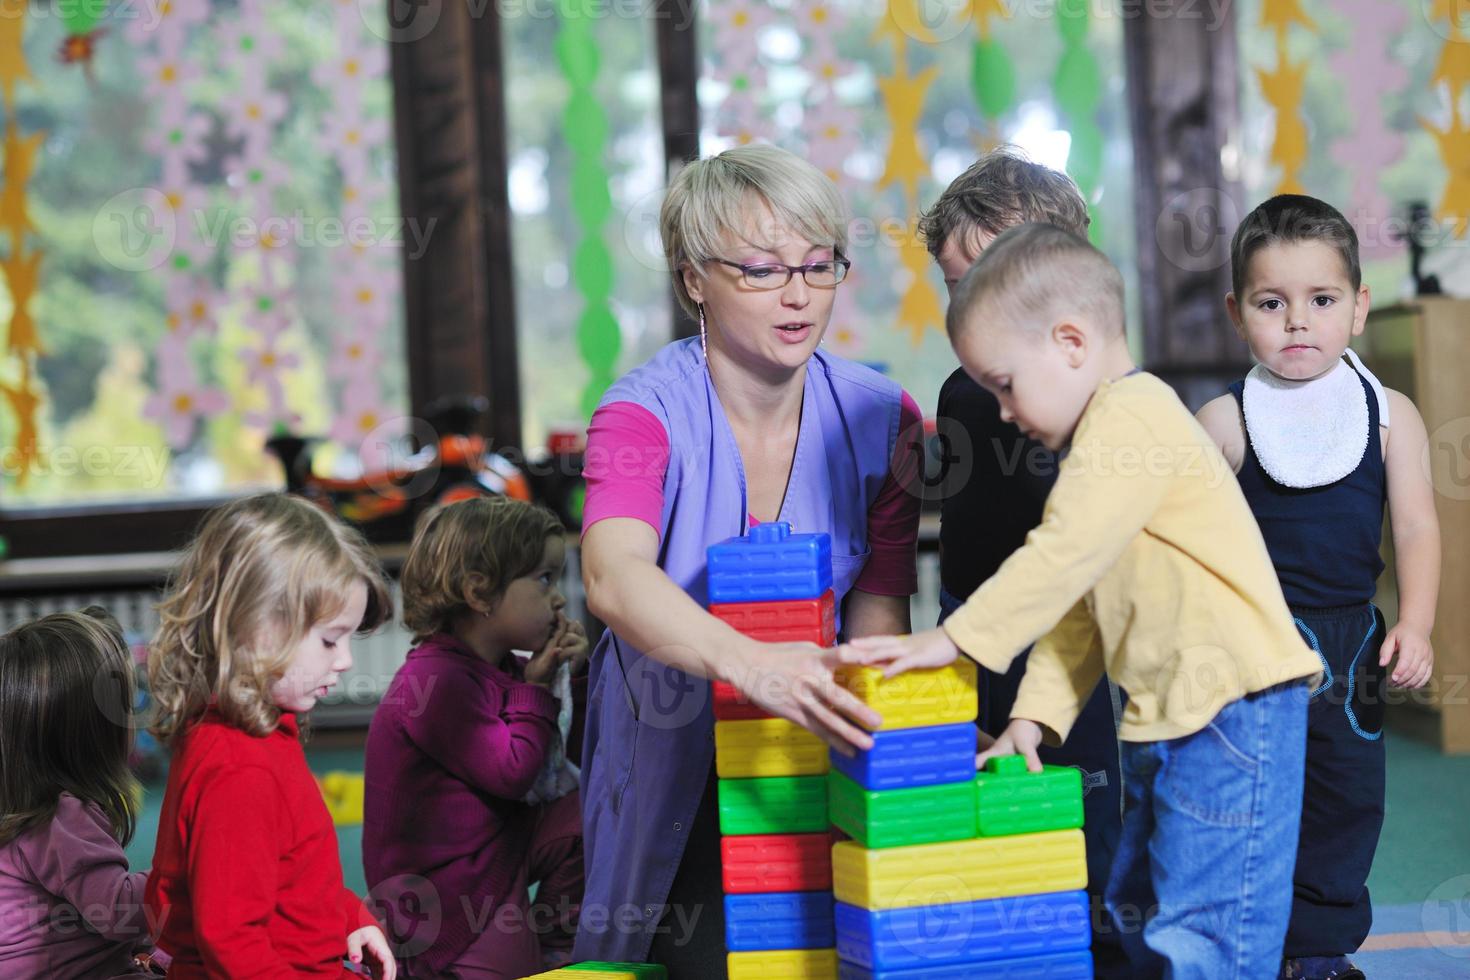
[{"xmin": 1285, "ymin": 603, "xmax": 1388, "ymax": 957}]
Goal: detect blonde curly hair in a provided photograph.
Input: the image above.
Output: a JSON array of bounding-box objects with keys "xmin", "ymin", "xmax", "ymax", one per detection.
[{"xmin": 149, "ymin": 494, "xmax": 391, "ymax": 746}]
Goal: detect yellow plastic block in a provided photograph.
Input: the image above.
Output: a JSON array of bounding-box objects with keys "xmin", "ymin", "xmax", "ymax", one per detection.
[
  {"xmin": 835, "ymin": 658, "xmax": 978, "ymax": 731},
  {"xmin": 715, "ymin": 718, "xmax": 829, "ymax": 778},
  {"xmin": 831, "ymin": 829, "xmax": 1086, "ymax": 910},
  {"xmin": 317, "ymin": 771, "xmax": 364, "ymax": 826},
  {"xmin": 726, "ymin": 948, "xmax": 838, "ymax": 980}
]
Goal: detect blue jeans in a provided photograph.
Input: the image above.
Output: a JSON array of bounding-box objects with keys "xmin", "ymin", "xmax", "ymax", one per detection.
[{"xmin": 1106, "ymin": 681, "xmax": 1309, "ymax": 979}]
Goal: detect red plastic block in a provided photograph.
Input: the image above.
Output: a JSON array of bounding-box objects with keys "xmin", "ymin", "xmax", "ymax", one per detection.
[
  {"xmin": 714, "ymin": 681, "xmax": 771, "ymax": 721},
  {"xmin": 721, "ymin": 832, "xmax": 834, "ymax": 894},
  {"xmin": 710, "ymin": 591, "xmax": 837, "ymax": 645}
]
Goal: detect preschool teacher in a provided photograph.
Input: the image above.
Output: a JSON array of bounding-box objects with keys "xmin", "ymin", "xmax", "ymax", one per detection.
[{"xmin": 573, "ymin": 143, "xmax": 923, "ymax": 973}]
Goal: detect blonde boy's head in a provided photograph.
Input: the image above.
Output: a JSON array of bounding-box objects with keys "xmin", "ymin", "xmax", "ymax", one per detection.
[
  {"xmin": 945, "ymin": 224, "xmax": 1132, "ymax": 452},
  {"xmin": 947, "ymin": 222, "xmax": 1125, "ymax": 343}
]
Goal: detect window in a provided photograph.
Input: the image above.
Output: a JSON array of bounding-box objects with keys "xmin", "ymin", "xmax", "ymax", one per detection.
[
  {"xmin": 1235, "ymin": 0, "xmax": 1470, "ymax": 299},
  {"xmin": 0, "ymin": 0, "xmax": 406, "ymax": 508},
  {"xmin": 503, "ymin": 4, "xmax": 671, "ymax": 453},
  {"xmin": 696, "ymin": 0, "xmax": 1139, "ymax": 413}
]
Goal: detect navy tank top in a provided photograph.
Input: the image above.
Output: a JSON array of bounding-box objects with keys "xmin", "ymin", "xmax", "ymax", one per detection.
[{"xmin": 1228, "ymin": 369, "xmax": 1387, "ymax": 608}]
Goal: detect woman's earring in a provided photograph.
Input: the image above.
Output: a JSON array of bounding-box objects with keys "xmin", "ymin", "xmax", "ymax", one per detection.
[{"xmin": 699, "ymin": 303, "xmax": 708, "ymax": 361}]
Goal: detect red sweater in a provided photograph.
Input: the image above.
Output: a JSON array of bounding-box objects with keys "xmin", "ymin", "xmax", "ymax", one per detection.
[{"xmin": 145, "ymin": 709, "xmax": 377, "ymax": 979}]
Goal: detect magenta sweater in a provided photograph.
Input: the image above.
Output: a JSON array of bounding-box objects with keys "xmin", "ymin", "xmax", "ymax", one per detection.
[
  {"xmin": 0, "ymin": 793, "xmax": 150, "ymax": 978},
  {"xmin": 362, "ymin": 633, "xmax": 558, "ymax": 974}
]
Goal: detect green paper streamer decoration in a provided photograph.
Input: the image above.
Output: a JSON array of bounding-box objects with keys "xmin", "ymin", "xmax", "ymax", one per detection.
[
  {"xmin": 970, "ymin": 38, "xmax": 1016, "ymax": 124},
  {"xmin": 1052, "ymin": 3, "xmax": 1104, "ymax": 246},
  {"xmin": 556, "ymin": 13, "xmax": 621, "ymax": 420},
  {"xmin": 62, "ymin": 0, "xmax": 107, "ymax": 35}
]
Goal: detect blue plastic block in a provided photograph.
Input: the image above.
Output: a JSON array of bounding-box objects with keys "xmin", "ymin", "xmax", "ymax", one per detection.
[
  {"xmin": 837, "ymin": 949, "xmax": 1093, "ymax": 979},
  {"xmin": 829, "ymin": 722, "xmax": 977, "ymax": 791},
  {"xmin": 833, "ymin": 890, "xmax": 1090, "ymax": 971},
  {"xmin": 725, "ymin": 891, "xmax": 836, "ymax": 952},
  {"xmin": 707, "ymin": 523, "xmax": 833, "ymax": 603}
]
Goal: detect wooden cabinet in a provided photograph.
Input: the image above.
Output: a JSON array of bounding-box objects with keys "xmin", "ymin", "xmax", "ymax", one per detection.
[{"xmin": 1357, "ymin": 298, "xmax": 1470, "ymax": 753}]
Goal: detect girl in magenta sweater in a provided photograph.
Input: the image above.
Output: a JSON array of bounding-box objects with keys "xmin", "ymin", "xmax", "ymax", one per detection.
[
  {"xmin": 363, "ymin": 497, "xmax": 587, "ymax": 979},
  {"xmin": 0, "ymin": 608, "xmax": 154, "ymax": 979},
  {"xmin": 144, "ymin": 494, "xmax": 397, "ymax": 979}
]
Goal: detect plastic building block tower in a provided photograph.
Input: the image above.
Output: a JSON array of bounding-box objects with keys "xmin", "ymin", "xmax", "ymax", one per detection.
[
  {"xmin": 708, "ymin": 522, "xmax": 839, "ymax": 979},
  {"xmin": 829, "ymin": 646, "xmax": 1093, "ymax": 978}
]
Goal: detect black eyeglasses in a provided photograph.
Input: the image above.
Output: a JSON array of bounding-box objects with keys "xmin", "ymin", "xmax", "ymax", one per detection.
[{"xmin": 709, "ymin": 254, "xmax": 852, "ymax": 289}]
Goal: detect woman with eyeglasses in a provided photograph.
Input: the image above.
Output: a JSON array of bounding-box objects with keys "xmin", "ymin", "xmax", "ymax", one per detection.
[{"xmin": 573, "ymin": 143, "xmax": 922, "ymax": 975}]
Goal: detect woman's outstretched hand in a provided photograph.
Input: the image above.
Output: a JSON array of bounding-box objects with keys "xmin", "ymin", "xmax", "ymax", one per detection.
[{"xmin": 729, "ymin": 640, "xmax": 882, "ymax": 757}]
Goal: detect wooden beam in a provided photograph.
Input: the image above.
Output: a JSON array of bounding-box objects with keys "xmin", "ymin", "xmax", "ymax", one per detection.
[
  {"xmin": 390, "ymin": 0, "xmax": 522, "ymax": 453},
  {"xmin": 654, "ymin": 0, "xmax": 701, "ymax": 340},
  {"xmin": 1123, "ymin": 0, "xmax": 1251, "ymax": 407}
]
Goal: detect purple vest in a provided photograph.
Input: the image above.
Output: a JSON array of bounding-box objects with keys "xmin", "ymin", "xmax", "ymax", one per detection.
[{"xmin": 574, "ymin": 338, "xmax": 902, "ymax": 961}]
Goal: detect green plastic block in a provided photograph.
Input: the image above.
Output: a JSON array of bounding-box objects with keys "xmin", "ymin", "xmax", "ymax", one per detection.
[
  {"xmin": 974, "ymin": 754, "xmax": 1084, "ymax": 837},
  {"xmin": 569, "ymin": 964, "xmax": 668, "ymax": 979},
  {"xmin": 827, "ymin": 769, "xmax": 976, "ymax": 849},
  {"xmin": 718, "ymin": 775, "xmax": 828, "ymax": 836}
]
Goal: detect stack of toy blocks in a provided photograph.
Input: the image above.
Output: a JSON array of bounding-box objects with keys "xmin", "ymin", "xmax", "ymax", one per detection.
[
  {"xmin": 708, "ymin": 522, "xmax": 840, "ymax": 980},
  {"xmin": 522, "ymin": 963, "xmax": 666, "ymax": 979},
  {"xmin": 830, "ymin": 657, "xmax": 1093, "ymax": 978}
]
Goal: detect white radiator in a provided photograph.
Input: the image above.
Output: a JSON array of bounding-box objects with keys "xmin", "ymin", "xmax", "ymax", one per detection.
[{"xmin": 0, "ymin": 549, "xmax": 590, "ymax": 728}]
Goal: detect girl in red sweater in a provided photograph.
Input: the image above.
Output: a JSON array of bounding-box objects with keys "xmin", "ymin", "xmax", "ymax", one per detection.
[
  {"xmin": 364, "ymin": 497, "xmax": 587, "ymax": 979},
  {"xmin": 145, "ymin": 494, "xmax": 398, "ymax": 980}
]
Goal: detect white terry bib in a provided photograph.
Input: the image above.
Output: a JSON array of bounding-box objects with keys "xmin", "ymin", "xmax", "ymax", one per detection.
[{"xmin": 1243, "ymin": 358, "xmax": 1377, "ymax": 489}]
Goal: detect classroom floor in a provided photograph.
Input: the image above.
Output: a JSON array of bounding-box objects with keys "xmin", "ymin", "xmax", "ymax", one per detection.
[{"xmin": 124, "ymin": 724, "xmax": 1470, "ymax": 974}]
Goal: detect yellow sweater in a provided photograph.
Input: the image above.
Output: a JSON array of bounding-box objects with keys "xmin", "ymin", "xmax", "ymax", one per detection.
[{"xmin": 942, "ymin": 372, "xmax": 1322, "ymax": 744}]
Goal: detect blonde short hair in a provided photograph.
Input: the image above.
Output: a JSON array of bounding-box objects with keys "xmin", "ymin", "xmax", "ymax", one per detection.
[
  {"xmin": 947, "ymin": 222, "xmax": 1125, "ymax": 341},
  {"xmin": 918, "ymin": 145, "xmax": 1089, "ymax": 259},
  {"xmin": 400, "ymin": 497, "xmax": 564, "ymax": 644},
  {"xmin": 660, "ymin": 143, "xmax": 850, "ymax": 322},
  {"xmin": 149, "ymin": 494, "xmax": 391, "ymax": 746}
]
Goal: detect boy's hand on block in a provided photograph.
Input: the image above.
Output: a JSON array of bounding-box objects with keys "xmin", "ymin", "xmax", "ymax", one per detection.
[
  {"xmin": 976, "ymin": 719, "xmax": 1044, "ymax": 773},
  {"xmin": 839, "ymin": 626, "xmax": 960, "ymax": 678},
  {"xmin": 347, "ymin": 925, "xmax": 397, "ymax": 980},
  {"xmin": 1380, "ymin": 623, "xmax": 1434, "ymax": 689}
]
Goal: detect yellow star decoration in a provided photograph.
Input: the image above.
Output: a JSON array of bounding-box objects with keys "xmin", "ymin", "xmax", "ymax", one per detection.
[
  {"xmin": 1422, "ymin": 103, "xmax": 1470, "ymax": 238},
  {"xmin": 0, "ymin": 0, "xmax": 46, "ymax": 488},
  {"xmin": 0, "ymin": 123, "xmax": 45, "ymax": 241},
  {"xmin": 1257, "ymin": 58, "xmax": 1308, "ymax": 195},
  {"xmin": 1, "ymin": 248, "xmax": 42, "ymax": 355},
  {"xmin": 874, "ymin": 0, "xmax": 936, "ymax": 49},
  {"xmin": 0, "ymin": 0, "xmax": 32, "ymax": 112},
  {"xmin": 874, "ymin": 4, "xmax": 942, "ymax": 346},
  {"xmin": 1432, "ymin": 21, "xmax": 1470, "ymax": 95},
  {"xmin": 1257, "ymin": 0, "xmax": 1313, "ymax": 195},
  {"xmin": 896, "ymin": 230, "xmax": 944, "ymax": 347},
  {"xmin": 1, "ymin": 364, "xmax": 40, "ymax": 484},
  {"xmin": 1259, "ymin": 0, "xmax": 1314, "ymax": 42},
  {"xmin": 973, "ymin": 0, "xmax": 1010, "ymax": 41},
  {"xmin": 875, "ymin": 64, "xmax": 939, "ymax": 201}
]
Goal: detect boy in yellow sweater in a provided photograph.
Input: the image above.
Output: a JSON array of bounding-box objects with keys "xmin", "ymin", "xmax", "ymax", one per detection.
[{"xmin": 844, "ymin": 222, "xmax": 1323, "ymax": 977}]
